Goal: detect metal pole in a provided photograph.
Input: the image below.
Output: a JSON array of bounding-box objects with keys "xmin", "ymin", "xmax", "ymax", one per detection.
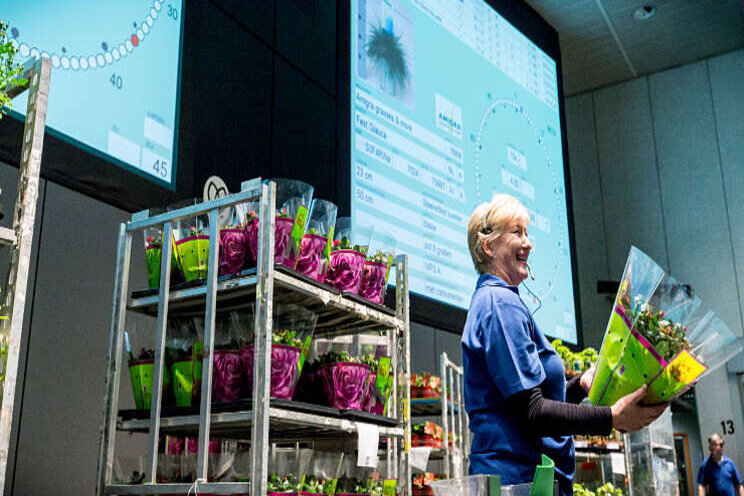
[
  {"xmin": 440, "ymin": 353, "xmax": 450, "ymax": 479},
  {"xmin": 395, "ymin": 255, "xmax": 410, "ymax": 496},
  {"xmin": 0, "ymin": 57, "xmax": 50, "ymax": 494},
  {"xmin": 250, "ymin": 181, "xmax": 276, "ymax": 496},
  {"xmin": 196, "ymin": 208, "xmax": 220, "ymax": 480},
  {"xmin": 446, "ymin": 368, "xmax": 457, "ymax": 475},
  {"xmin": 96, "ymin": 224, "xmax": 132, "ymax": 494},
  {"xmin": 145, "ymin": 221, "xmax": 174, "ymax": 482},
  {"xmin": 455, "ymin": 369, "xmax": 464, "ymax": 476}
]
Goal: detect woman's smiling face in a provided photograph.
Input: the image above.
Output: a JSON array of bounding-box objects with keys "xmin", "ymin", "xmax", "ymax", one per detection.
[{"xmin": 483, "ymin": 219, "xmax": 532, "ymax": 286}]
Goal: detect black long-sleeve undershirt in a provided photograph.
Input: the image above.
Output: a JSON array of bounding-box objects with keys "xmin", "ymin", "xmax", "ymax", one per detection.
[{"xmin": 507, "ymin": 375, "xmax": 613, "ymax": 437}]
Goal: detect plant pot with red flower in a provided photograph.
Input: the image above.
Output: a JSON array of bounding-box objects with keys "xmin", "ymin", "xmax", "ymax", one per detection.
[{"xmin": 412, "ymin": 422, "xmax": 443, "ymax": 448}]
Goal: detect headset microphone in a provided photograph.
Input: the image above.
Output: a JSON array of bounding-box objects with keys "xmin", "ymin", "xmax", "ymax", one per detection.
[{"xmin": 526, "ymin": 263, "xmax": 535, "ymax": 281}]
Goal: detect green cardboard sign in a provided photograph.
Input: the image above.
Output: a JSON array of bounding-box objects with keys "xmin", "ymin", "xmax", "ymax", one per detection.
[
  {"xmin": 383, "ymin": 479, "xmax": 397, "ymax": 496},
  {"xmin": 289, "ymin": 205, "xmax": 309, "ymax": 258},
  {"xmin": 298, "ymin": 335, "xmax": 312, "ymax": 373},
  {"xmin": 376, "ymin": 357, "xmax": 393, "ymax": 413},
  {"xmin": 488, "ymin": 475, "xmax": 501, "ymax": 496},
  {"xmin": 323, "ymin": 225, "xmax": 335, "ymax": 261}
]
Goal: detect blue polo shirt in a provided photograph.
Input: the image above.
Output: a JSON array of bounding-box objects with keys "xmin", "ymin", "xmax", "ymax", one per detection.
[
  {"xmin": 462, "ymin": 274, "xmax": 574, "ymax": 496},
  {"xmin": 698, "ymin": 455, "xmax": 743, "ymax": 496}
]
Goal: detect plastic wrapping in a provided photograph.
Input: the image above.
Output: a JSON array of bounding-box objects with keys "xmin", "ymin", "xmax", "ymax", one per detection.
[
  {"xmin": 125, "ymin": 324, "xmax": 173, "ymax": 410},
  {"xmin": 246, "ymin": 179, "xmax": 314, "ymax": 267},
  {"xmin": 296, "ymin": 199, "xmax": 338, "ymax": 281},
  {"xmin": 242, "ymin": 304, "xmax": 317, "ymax": 400},
  {"xmin": 588, "ymin": 246, "xmax": 743, "ymax": 406},
  {"xmin": 211, "ymin": 312, "xmax": 247, "ymax": 403},
  {"xmin": 302, "ymin": 451, "xmax": 346, "ymax": 496},
  {"xmin": 167, "ymin": 318, "xmax": 204, "ymax": 407},
  {"xmin": 359, "ymin": 227, "xmax": 396, "ymax": 305},
  {"xmin": 219, "ymin": 205, "xmax": 249, "ymax": 276},
  {"xmin": 143, "ymin": 207, "xmax": 182, "ymax": 288},
  {"xmin": 170, "ymin": 199, "xmax": 210, "ymax": 282},
  {"xmin": 324, "ymin": 218, "xmax": 370, "ymax": 293}
]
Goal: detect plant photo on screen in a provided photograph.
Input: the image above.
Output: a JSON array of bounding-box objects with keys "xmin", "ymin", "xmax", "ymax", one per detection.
[
  {"xmin": 367, "ymin": 24, "xmax": 409, "ymax": 93},
  {"xmin": 357, "ymin": 0, "xmax": 415, "ymax": 108}
]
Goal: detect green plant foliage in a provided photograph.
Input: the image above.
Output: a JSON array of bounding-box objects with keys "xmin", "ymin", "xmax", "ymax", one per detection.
[
  {"xmin": 573, "ymin": 482, "xmax": 623, "ymax": 496},
  {"xmin": 620, "ymin": 298, "xmax": 691, "ymax": 362},
  {"xmin": 272, "ymin": 329, "xmax": 302, "ymax": 348},
  {"xmin": 268, "ymin": 474, "xmax": 299, "ymax": 493},
  {"xmin": 551, "ymin": 339, "xmax": 597, "ymax": 372},
  {"xmin": 317, "ymin": 349, "xmax": 362, "ymax": 365},
  {"xmin": 0, "ymin": 20, "xmax": 28, "ymax": 118}
]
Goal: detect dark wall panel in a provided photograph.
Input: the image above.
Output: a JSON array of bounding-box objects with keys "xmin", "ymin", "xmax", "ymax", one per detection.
[
  {"xmin": 210, "ymin": 0, "xmax": 276, "ymax": 46},
  {"xmin": 276, "ymin": 0, "xmax": 337, "ymax": 96},
  {"xmin": 271, "ymin": 57, "xmax": 337, "ymax": 204},
  {"xmin": 187, "ymin": 1, "xmax": 274, "ymax": 194}
]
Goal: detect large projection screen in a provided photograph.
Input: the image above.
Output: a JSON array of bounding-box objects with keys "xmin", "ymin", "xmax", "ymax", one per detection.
[
  {"xmin": 5, "ymin": 0, "xmax": 184, "ymax": 188},
  {"xmin": 350, "ymin": 0, "xmax": 579, "ymax": 343}
]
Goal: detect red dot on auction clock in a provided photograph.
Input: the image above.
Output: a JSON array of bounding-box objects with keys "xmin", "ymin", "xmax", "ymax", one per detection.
[{"xmin": 131, "ymin": 34, "xmax": 139, "ymax": 47}]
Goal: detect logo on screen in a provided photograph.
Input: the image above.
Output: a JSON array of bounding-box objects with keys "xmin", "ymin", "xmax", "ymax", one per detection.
[{"xmin": 435, "ymin": 94, "xmax": 463, "ymax": 140}]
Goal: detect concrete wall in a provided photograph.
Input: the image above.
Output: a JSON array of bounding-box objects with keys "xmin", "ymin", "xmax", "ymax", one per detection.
[{"xmin": 565, "ymin": 48, "xmax": 744, "ymax": 470}]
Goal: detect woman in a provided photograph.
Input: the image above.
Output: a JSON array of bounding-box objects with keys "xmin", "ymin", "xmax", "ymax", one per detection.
[{"xmin": 462, "ymin": 194, "xmax": 667, "ymax": 495}]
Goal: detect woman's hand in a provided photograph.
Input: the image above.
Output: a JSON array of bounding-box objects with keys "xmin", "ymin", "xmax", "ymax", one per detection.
[
  {"xmin": 611, "ymin": 385, "xmax": 668, "ymax": 432},
  {"xmin": 580, "ymin": 365, "xmax": 595, "ymax": 393}
]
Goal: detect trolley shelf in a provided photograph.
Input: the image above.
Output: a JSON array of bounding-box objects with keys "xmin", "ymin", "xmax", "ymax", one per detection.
[
  {"xmin": 0, "ymin": 227, "xmax": 17, "ymax": 247},
  {"xmin": 117, "ymin": 405, "xmax": 404, "ymax": 440},
  {"xmin": 409, "ymin": 398, "xmax": 462, "ymax": 417},
  {"xmin": 127, "ymin": 266, "xmax": 402, "ymax": 336},
  {"xmin": 106, "ymin": 482, "xmax": 249, "ymax": 495}
]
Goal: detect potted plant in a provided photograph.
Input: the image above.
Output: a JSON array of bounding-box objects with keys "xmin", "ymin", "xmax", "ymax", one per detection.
[
  {"xmin": 176, "ymin": 224, "xmax": 210, "ymax": 282},
  {"xmin": 142, "ymin": 208, "xmax": 184, "ymax": 289},
  {"xmin": 218, "ymin": 205, "xmax": 249, "ymax": 277},
  {"xmin": 412, "ymin": 473, "xmax": 439, "ymax": 496},
  {"xmin": 411, "ymin": 421, "xmax": 443, "ymax": 448},
  {"xmin": 316, "ymin": 350, "xmax": 370, "ymax": 410},
  {"xmin": 246, "ymin": 179, "xmax": 314, "ymax": 268},
  {"xmin": 242, "ymin": 329, "xmax": 306, "ymax": 400},
  {"xmin": 588, "ymin": 247, "xmax": 741, "ymax": 406},
  {"xmin": 324, "ymin": 236, "xmax": 366, "ymax": 293},
  {"xmin": 211, "ymin": 314, "xmax": 244, "ymax": 404},
  {"xmin": 300, "ymin": 475, "xmax": 334, "ymax": 496},
  {"xmin": 336, "ymin": 478, "xmax": 374, "ymax": 496},
  {"xmin": 410, "ymin": 373, "xmax": 441, "ymax": 399},
  {"xmin": 125, "ymin": 329, "xmax": 173, "ymax": 410},
  {"xmin": 166, "ymin": 319, "xmax": 203, "ymax": 408},
  {"xmin": 295, "ymin": 199, "xmax": 337, "ymax": 282},
  {"xmin": 358, "ymin": 250, "xmax": 392, "ymax": 305},
  {"xmin": 268, "ymin": 474, "xmax": 300, "ymax": 496}
]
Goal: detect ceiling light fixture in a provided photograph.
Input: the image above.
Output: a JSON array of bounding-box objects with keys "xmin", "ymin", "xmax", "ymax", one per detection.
[{"xmin": 633, "ymin": 5, "xmax": 656, "ymax": 20}]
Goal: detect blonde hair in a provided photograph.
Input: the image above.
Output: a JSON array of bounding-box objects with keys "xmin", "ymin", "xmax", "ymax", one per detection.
[{"xmin": 467, "ymin": 194, "xmax": 530, "ymax": 274}]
